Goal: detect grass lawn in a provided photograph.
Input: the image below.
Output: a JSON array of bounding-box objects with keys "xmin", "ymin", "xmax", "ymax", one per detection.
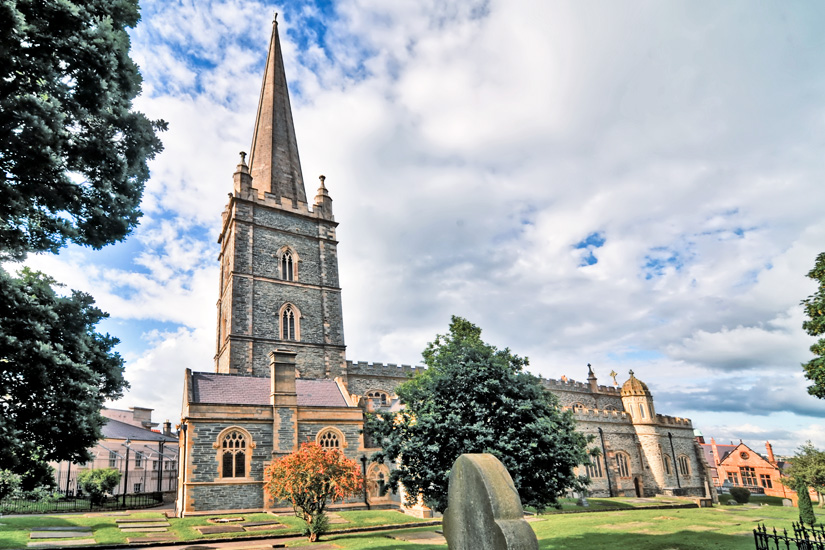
[
  {"xmin": 0, "ymin": 501, "xmax": 821, "ymax": 549},
  {"xmin": 0, "ymin": 509, "xmax": 426, "ymax": 549}
]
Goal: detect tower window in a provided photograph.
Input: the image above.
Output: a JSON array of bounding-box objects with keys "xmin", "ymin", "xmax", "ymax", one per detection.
[
  {"xmin": 586, "ymin": 455, "xmax": 603, "ymax": 478},
  {"xmin": 367, "ymin": 391, "xmax": 389, "ymax": 406},
  {"xmin": 281, "ymin": 251, "xmax": 294, "ymax": 281},
  {"xmin": 678, "ymin": 455, "xmax": 691, "ymax": 476},
  {"xmin": 639, "ymin": 403, "xmax": 646, "ymax": 419},
  {"xmin": 281, "ymin": 305, "xmax": 297, "ymax": 340}
]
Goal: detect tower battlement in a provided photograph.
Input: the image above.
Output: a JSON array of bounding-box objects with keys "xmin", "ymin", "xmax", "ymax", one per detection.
[
  {"xmin": 540, "ymin": 377, "xmax": 621, "ymax": 394},
  {"xmin": 347, "ymin": 361, "xmax": 426, "ymax": 379},
  {"xmin": 569, "ymin": 408, "xmax": 631, "ymax": 423},
  {"xmin": 656, "ymin": 414, "xmax": 693, "ymax": 427}
]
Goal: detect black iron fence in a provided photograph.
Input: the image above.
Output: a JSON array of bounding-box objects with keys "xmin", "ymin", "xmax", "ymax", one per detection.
[
  {"xmin": 0, "ymin": 491, "xmax": 163, "ymax": 515},
  {"xmin": 755, "ymin": 523, "xmax": 825, "ymax": 550}
]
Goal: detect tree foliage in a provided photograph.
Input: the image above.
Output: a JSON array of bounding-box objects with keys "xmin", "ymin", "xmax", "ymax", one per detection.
[
  {"xmin": 264, "ymin": 443, "xmax": 363, "ymax": 542},
  {"xmin": 0, "ymin": 0, "xmax": 166, "ymax": 261},
  {"xmin": 365, "ymin": 316, "xmax": 591, "ymax": 514},
  {"xmin": 0, "ymin": 268, "xmax": 128, "ymax": 478},
  {"xmin": 77, "ymin": 468, "xmax": 121, "ymax": 506},
  {"xmin": 802, "ymin": 253, "xmax": 825, "ymax": 398},
  {"xmin": 783, "ymin": 441, "xmax": 825, "ymax": 507},
  {"xmin": 798, "ymin": 479, "xmax": 817, "ymax": 526}
]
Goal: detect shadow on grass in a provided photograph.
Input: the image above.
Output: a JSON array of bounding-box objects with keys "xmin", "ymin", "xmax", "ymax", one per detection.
[{"xmin": 314, "ymin": 527, "xmax": 755, "ymax": 550}]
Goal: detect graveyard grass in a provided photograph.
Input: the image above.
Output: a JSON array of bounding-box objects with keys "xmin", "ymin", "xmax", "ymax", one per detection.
[{"xmin": 0, "ymin": 499, "xmax": 820, "ymax": 549}]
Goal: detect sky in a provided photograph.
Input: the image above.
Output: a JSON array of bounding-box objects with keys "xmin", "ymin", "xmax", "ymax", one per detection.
[{"xmin": 20, "ymin": 0, "xmax": 825, "ymax": 456}]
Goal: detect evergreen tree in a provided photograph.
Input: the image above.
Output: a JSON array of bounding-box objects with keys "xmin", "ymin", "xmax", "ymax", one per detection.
[
  {"xmin": 783, "ymin": 442, "xmax": 825, "ymax": 508},
  {"xmin": 799, "ymin": 479, "xmax": 817, "ymax": 526},
  {"xmin": 0, "ymin": 0, "xmax": 165, "ymax": 261},
  {"xmin": 0, "ymin": 268, "xmax": 127, "ymax": 483},
  {"xmin": 365, "ymin": 316, "xmax": 591, "ymax": 513},
  {"xmin": 802, "ymin": 253, "xmax": 825, "ymax": 398}
]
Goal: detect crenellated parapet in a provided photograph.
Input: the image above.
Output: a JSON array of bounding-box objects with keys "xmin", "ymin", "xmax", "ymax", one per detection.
[
  {"xmin": 567, "ymin": 407, "xmax": 631, "ymax": 423},
  {"xmin": 347, "ymin": 361, "xmax": 426, "ymax": 379},
  {"xmin": 540, "ymin": 377, "xmax": 621, "ymax": 395},
  {"xmin": 655, "ymin": 414, "xmax": 693, "ymax": 427}
]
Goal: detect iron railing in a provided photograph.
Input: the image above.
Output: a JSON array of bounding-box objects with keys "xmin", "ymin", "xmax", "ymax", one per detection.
[
  {"xmin": 0, "ymin": 491, "xmax": 163, "ymax": 515},
  {"xmin": 755, "ymin": 523, "xmax": 825, "ymax": 550}
]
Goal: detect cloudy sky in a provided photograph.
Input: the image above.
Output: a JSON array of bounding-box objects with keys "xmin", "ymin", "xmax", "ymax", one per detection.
[{"xmin": 22, "ymin": 0, "xmax": 825, "ymax": 455}]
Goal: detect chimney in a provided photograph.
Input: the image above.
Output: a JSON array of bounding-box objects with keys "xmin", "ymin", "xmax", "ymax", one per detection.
[
  {"xmin": 766, "ymin": 441, "xmax": 777, "ymax": 465},
  {"xmin": 711, "ymin": 437, "xmax": 720, "ymax": 466},
  {"xmin": 163, "ymin": 420, "xmax": 172, "ymax": 437}
]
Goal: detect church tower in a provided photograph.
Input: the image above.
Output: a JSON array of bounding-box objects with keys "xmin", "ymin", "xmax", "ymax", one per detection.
[{"xmin": 214, "ymin": 16, "xmax": 346, "ymax": 380}]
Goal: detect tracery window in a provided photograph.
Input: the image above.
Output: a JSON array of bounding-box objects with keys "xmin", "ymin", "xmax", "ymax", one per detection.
[
  {"xmin": 586, "ymin": 455, "xmax": 603, "ymax": 478},
  {"xmin": 317, "ymin": 428, "xmax": 343, "ymax": 449},
  {"xmin": 616, "ymin": 452, "xmax": 631, "ymax": 477},
  {"xmin": 280, "ymin": 304, "xmax": 299, "ymax": 341},
  {"xmin": 678, "ymin": 455, "xmax": 690, "ymax": 476},
  {"xmin": 281, "ymin": 251, "xmax": 294, "ymax": 281},
  {"xmin": 739, "ymin": 465, "xmax": 756, "ymax": 486},
  {"xmin": 367, "ymin": 391, "xmax": 389, "ymax": 406},
  {"xmin": 220, "ymin": 430, "xmax": 248, "ymax": 478}
]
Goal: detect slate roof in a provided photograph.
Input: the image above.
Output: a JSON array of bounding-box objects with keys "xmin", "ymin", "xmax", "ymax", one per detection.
[
  {"xmin": 190, "ymin": 372, "xmax": 349, "ymax": 407},
  {"xmin": 102, "ymin": 418, "xmax": 177, "ymax": 443}
]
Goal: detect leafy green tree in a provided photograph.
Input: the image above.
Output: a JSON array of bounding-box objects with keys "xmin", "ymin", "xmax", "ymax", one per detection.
[
  {"xmin": 0, "ymin": 470, "xmax": 22, "ymax": 500},
  {"xmin": 0, "ymin": 268, "xmax": 128, "ymax": 481},
  {"xmin": 0, "ymin": 0, "xmax": 166, "ymax": 261},
  {"xmin": 783, "ymin": 442, "xmax": 825, "ymax": 508},
  {"xmin": 77, "ymin": 468, "xmax": 121, "ymax": 506},
  {"xmin": 802, "ymin": 252, "xmax": 825, "ymax": 398},
  {"xmin": 365, "ymin": 316, "xmax": 591, "ymax": 513}
]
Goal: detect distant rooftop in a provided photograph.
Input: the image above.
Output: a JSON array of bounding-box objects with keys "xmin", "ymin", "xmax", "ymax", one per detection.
[{"xmin": 190, "ymin": 372, "xmax": 349, "ymax": 407}]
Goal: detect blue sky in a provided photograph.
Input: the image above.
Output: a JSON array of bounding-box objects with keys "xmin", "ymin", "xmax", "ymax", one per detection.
[{"xmin": 20, "ymin": 0, "xmax": 825, "ymax": 455}]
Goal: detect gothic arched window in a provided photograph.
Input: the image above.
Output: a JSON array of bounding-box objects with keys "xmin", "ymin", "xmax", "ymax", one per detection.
[
  {"xmin": 616, "ymin": 452, "xmax": 631, "ymax": 477},
  {"xmin": 280, "ymin": 304, "xmax": 300, "ymax": 341},
  {"xmin": 215, "ymin": 428, "xmax": 254, "ymax": 479},
  {"xmin": 317, "ymin": 428, "xmax": 344, "ymax": 449},
  {"xmin": 678, "ymin": 455, "xmax": 691, "ymax": 476},
  {"xmin": 367, "ymin": 391, "xmax": 389, "ymax": 407},
  {"xmin": 281, "ymin": 250, "xmax": 294, "ymax": 281}
]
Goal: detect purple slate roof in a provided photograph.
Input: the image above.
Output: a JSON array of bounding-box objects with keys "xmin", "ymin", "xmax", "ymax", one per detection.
[{"xmin": 190, "ymin": 372, "xmax": 349, "ymax": 407}]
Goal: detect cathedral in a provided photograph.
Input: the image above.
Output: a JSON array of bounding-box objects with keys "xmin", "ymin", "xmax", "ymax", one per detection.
[{"xmin": 175, "ymin": 20, "xmax": 714, "ymax": 516}]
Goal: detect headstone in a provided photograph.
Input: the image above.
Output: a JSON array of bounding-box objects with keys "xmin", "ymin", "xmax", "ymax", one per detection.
[
  {"xmin": 443, "ymin": 454, "xmax": 538, "ymax": 550},
  {"xmin": 783, "ymin": 499, "xmax": 793, "ymax": 507}
]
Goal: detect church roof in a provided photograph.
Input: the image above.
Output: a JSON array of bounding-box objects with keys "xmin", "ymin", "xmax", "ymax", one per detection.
[
  {"xmin": 102, "ymin": 418, "xmax": 177, "ymax": 443},
  {"xmin": 190, "ymin": 372, "xmax": 349, "ymax": 407},
  {"xmin": 247, "ymin": 15, "xmax": 307, "ymax": 206}
]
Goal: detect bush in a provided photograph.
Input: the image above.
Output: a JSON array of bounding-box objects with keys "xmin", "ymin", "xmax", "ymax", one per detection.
[
  {"xmin": 0, "ymin": 470, "xmax": 22, "ymax": 500},
  {"xmin": 77, "ymin": 468, "xmax": 121, "ymax": 506},
  {"xmin": 729, "ymin": 487, "xmax": 751, "ymax": 503},
  {"xmin": 798, "ymin": 481, "xmax": 817, "ymax": 526}
]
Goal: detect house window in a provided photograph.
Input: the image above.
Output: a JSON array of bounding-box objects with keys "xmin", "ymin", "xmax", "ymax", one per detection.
[
  {"xmin": 678, "ymin": 455, "xmax": 690, "ymax": 476},
  {"xmin": 586, "ymin": 456, "xmax": 603, "ymax": 478},
  {"xmin": 616, "ymin": 452, "xmax": 631, "ymax": 477},
  {"xmin": 317, "ymin": 428, "xmax": 343, "ymax": 449},
  {"xmin": 153, "ymin": 460, "xmax": 158, "ymax": 471},
  {"xmin": 281, "ymin": 251, "xmax": 294, "ymax": 281},
  {"xmin": 740, "ymin": 466, "xmax": 757, "ymax": 486},
  {"xmin": 727, "ymin": 471, "xmax": 739, "ymax": 485},
  {"xmin": 760, "ymin": 474, "xmax": 773, "ymax": 489},
  {"xmin": 109, "ymin": 451, "xmax": 117, "ymax": 468},
  {"xmin": 134, "ymin": 452, "xmax": 143, "ymax": 468},
  {"xmin": 133, "ymin": 483, "xmax": 142, "ymax": 493},
  {"xmin": 280, "ymin": 304, "xmax": 299, "ymax": 341},
  {"xmin": 220, "ymin": 430, "xmax": 248, "ymax": 478}
]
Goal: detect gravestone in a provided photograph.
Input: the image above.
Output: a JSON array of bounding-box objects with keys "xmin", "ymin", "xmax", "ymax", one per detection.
[
  {"xmin": 783, "ymin": 499, "xmax": 793, "ymax": 507},
  {"xmin": 443, "ymin": 454, "xmax": 538, "ymax": 550}
]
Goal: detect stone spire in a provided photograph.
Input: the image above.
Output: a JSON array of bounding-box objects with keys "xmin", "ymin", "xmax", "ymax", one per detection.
[{"xmin": 247, "ymin": 14, "xmax": 307, "ymax": 207}]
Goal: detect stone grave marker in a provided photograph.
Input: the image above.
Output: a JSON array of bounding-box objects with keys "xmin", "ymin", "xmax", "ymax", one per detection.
[{"xmin": 443, "ymin": 453, "xmax": 538, "ymax": 550}]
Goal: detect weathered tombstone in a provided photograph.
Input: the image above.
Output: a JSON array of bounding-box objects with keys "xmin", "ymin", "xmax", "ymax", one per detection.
[
  {"xmin": 782, "ymin": 499, "xmax": 794, "ymax": 507},
  {"xmin": 443, "ymin": 454, "xmax": 538, "ymax": 550}
]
